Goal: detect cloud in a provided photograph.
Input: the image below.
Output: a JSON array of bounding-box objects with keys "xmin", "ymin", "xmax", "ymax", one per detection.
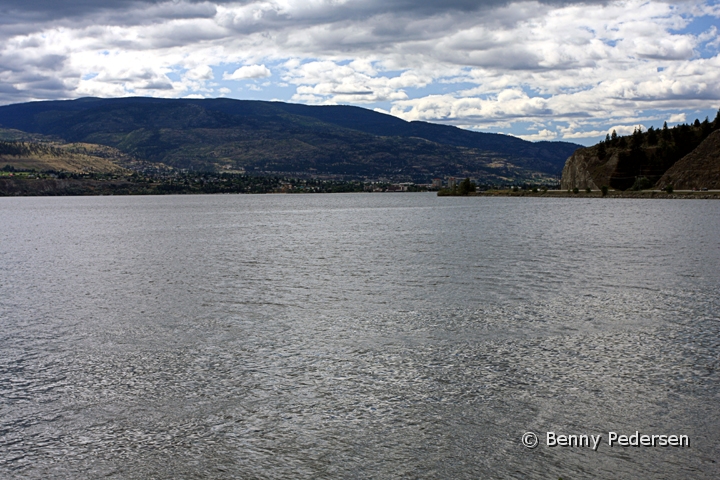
[
  {"xmin": 515, "ymin": 128, "xmax": 558, "ymax": 141},
  {"xmin": 283, "ymin": 60, "xmax": 430, "ymax": 104},
  {"xmin": 0, "ymin": 0, "xmax": 718, "ymax": 143},
  {"xmin": 668, "ymin": 113, "xmax": 687, "ymax": 123},
  {"xmin": 559, "ymin": 129, "xmax": 609, "ymax": 139},
  {"xmin": 185, "ymin": 65, "xmax": 214, "ymax": 80},
  {"xmin": 223, "ymin": 64, "xmax": 271, "ymax": 80},
  {"xmin": 608, "ymin": 124, "xmax": 646, "ymax": 135}
]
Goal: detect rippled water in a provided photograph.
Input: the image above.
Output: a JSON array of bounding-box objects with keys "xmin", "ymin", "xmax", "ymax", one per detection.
[{"xmin": 0, "ymin": 193, "xmax": 718, "ymax": 479}]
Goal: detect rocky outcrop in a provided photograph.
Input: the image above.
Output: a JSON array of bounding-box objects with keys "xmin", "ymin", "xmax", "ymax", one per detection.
[
  {"xmin": 560, "ymin": 148, "xmax": 618, "ymax": 190},
  {"xmin": 656, "ymin": 130, "xmax": 720, "ymax": 190}
]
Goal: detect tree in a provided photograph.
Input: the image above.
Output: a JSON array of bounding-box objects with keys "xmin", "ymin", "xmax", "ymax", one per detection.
[
  {"xmin": 597, "ymin": 141, "xmax": 606, "ymax": 159},
  {"xmin": 605, "ymin": 133, "xmax": 611, "ymax": 143},
  {"xmin": 458, "ymin": 177, "xmax": 476, "ymax": 195},
  {"xmin": 701, "ymin": 117, "xmax": 712, "ymax": 139},
  {"xmin": 647, "ymin": 126, "xmax": 658, "ymax": 146},
  {"xmin": 611, "ymin": 130, "xmax": 618, "ymax": 143},
  {"xmin": 632, "ymin": 126, "xmax": 643, "ymax": 149}
]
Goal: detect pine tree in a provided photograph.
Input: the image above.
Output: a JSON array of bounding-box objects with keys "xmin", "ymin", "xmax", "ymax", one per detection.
[
  {"xmin": 632, "ymin": 126, "xmax": 643, "ymax": 149},
  {"xmin": 597, "ymin": 141, "xmax": 606, "ymax": 159},
  {"xmin": 647, "ymin": 126, "xmax": 658, "ymax": 146},
  {"xmin": 701, "ymin": 117, "xmax": 712, "ymax": 139},
  {"xmin": 662, "ymin": 121, "xmax": 670, "ymax": 140}
]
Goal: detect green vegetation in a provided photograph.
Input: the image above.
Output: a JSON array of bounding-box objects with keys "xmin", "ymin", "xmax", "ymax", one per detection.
[
  {"xmin": 0, "ymin": 166, "xmax": 435, "ymax": 196},
  {"xmin": 437, "ymin": 177, "xmax": 477, "ymax": 196},
  {"xmin": 0, "ymin": 98, "xmax": 580, "ymax": 184},
  {"xmin": 630, "ymin": 176, "xmax": 653, "ymax": 190},
  {"xmin": 594, "ymin": 110, "xmax": 720, "ymax": 190}
]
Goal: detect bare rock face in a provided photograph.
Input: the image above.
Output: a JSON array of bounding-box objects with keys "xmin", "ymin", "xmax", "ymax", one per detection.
[
  {"xmin": 560, "ymin": 149, "xmax": 617, "ymax": 190},
  {"xmin": 656, "ymin": 130, "xmax": 720, "ymax": 190}
]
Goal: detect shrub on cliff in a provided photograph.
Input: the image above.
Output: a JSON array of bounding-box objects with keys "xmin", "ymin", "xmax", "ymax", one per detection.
[{"xmin": 630, "ymin": 176, "xmax": 653, "ymax": 191}]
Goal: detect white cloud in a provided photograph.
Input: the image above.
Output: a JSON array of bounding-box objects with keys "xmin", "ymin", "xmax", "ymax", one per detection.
[
  {"xmin": 223, "ymin": 64, "xmax": 272, "ymax": 80},
  {"xmin": 0, "ymin": 0, "xmax": 718, "ymax": 142},
  {"xmin": 389, "ymin": 89, "xmax": 551, "ymax": 123},
  {"xmin": 608, "ymin": 124, "xmax": 646, "ymax": 135},
  {"xmin": 283, "ymin": 60, "xmax": 431, "ymax": 104},
  {"xmin": 668, "ymin": 113, "xmax": 687, "ymax": 123},
  {"xmin": 515, "ymin": 129, "xmax": 558, "ymax": 141},
  {"xmin": 559, "ymin": 129, "xmax": 609, "ymax": 139},
  {"xmin": 185, "ymin": 65, "xmax": 214, "ymax": 80}
]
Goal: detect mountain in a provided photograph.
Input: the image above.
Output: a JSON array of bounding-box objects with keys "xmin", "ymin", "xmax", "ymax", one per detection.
[
  {"xmin": 656, "ymin": 130, "xmax": 720, "ymax": 189},
  {"xmin": 1, "ymin": 139, "xmax": 125, "ymax": 174},
  {"xmin": 561, "ymin": 115, "xmax": 720, "ymax": 190},
  {"xmin": 0, "ymin": 128, "xmax": 175, "ymax": 175},
  {"xmin": 0, "ymin": 97, "xmax": 579, "ymax": 183}
]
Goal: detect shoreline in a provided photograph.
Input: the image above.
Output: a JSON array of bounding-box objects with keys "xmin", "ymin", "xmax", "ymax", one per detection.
[
  {"xmin": 470, "ymin": 190, "xmax": 720, "ymax": 199},
  {"xmin": 2, "ymin": 177, "xmax": 719, "ymax": 199}
]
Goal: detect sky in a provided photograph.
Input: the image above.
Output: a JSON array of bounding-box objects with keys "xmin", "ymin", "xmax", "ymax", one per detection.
[{"xmin": 1, "ymin": 0, "xmax": 719, "ymax": 145}]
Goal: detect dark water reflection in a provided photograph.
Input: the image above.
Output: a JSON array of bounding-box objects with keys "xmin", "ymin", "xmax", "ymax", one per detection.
[{"xmin": 0, "ymin": 193, "xmax": 718, "ymax": 478}]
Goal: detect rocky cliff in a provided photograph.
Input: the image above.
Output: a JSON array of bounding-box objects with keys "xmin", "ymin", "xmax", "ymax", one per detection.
[
  {"xmin": 560, "ymin": 149, "xmax": 617, "ymax": 190},
  {"xmin": 656, "ymin": 130, "xmax": 720, "ymax": 190},
  {"xmin": 560, "ymin": 116, "xmax": 720, "ymax": 190}
]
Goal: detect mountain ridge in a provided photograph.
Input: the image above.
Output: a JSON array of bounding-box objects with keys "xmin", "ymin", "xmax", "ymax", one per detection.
[{"xmin": 0, "ymin": 97, "xmax": 580, "ymax": 183}]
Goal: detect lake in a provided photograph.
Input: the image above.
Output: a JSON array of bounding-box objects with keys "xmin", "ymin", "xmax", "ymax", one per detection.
[{"xmin": 1, "ymin": 193, "xmax": 718, "ymax": 478}]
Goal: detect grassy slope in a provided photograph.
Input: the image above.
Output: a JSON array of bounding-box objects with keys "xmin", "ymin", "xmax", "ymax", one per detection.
[{"xmin": 0, "ymin": 134, "xmax": 132, "ymax": 174}]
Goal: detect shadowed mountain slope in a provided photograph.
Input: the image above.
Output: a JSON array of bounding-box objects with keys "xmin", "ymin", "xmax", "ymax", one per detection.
[
  {"xmin": 656, "ymin": 130, "xmax": 720, "ymax": 190},
  {"xmin": 0, "ymin": 97, "xmax": 580, "ymax": 182}
]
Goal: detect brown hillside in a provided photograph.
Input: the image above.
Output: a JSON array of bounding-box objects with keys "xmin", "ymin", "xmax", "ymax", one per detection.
[
  {"xmin": 1, "ymin": 150, "xmax": 124, "ymax": 173},
  {"xmin": 656, "ymin": 130, "xmax": 720, "ymax": 189},
  {"xmin": 0, "ymin": 140, "xmax": 166, "ymax": 174}
]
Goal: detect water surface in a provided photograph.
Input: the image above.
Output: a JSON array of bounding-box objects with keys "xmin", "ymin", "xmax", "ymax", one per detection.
[{"xmin": 1, "ymin": 193, "xmax": 718, "ymax": 478}]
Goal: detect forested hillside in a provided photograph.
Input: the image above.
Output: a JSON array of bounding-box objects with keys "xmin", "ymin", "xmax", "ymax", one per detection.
[
  {"xmin": 561, "ymin": 110, "xmax": 720, "ymax": 190},
  {"xmin": 0, "ymin": 97, "xmax": 579, "ymax": 183}
]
